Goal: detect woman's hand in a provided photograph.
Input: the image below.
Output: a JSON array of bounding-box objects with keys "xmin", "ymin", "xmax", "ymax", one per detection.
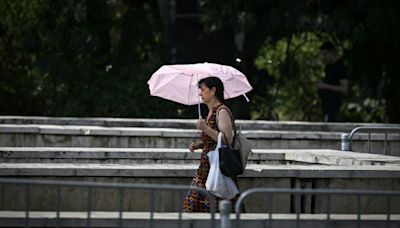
[
  {"xmin": 197, "ymin": 118, "xmax": 208, "ymax": 131},
  {"xmin": 189, "ymin": 142, "xmax": 201, "ymax": 152}
]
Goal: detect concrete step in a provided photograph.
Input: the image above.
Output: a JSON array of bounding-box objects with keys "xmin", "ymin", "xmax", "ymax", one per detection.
[
  {"xmin": 2, "ymin": 115, "xmax": 399, "ymax": 132},
  {"xmin": 0, "ymin": 211, "xmax": 399, "ymax": 228},
  {"xmin": 1, "ymin": 124, "xmax": 399, "ymax": 155},
  {"xmin": 1, "ymin": 148, "xmax": 400, "ymax": 166},
  {"xmin": 0, "ymin": 147, "xmax": 284, "ymax": 165},
  {"xmin": 0, "ymin": 161, "xmax": 400, "ymax": 213},
  {"xmin": 1, "ymin": 162, "xmax": 400, "ymax": 178}
]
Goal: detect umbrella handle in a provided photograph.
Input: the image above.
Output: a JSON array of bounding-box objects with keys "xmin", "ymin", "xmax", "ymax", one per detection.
[
  {"xmin": 198, "ymin": 103, "xmax": 202, "ymax": 119},
  {"xmin": 197, "ymin": 74, "xmax": 202, "ymax": 119}
]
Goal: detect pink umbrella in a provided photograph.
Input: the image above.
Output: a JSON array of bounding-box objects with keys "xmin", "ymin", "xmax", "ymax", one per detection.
[{"xmin": 148, "ymin": 62, "xmax": 253, "ymax": 118}]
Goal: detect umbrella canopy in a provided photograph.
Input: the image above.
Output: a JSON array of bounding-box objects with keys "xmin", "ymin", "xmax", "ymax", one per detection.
[{"xmin": 148, "ymin": 63, "xmax": 253, "ymax": 107}]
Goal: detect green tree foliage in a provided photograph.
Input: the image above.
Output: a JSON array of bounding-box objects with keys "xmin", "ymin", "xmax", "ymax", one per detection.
[
  {"xmin": 199, "ymin": 0, "xmax": 400, "ymax": 122},
  {"xmin": 253, "ymin": 33, "xmax": 324, "ymax": 121},
  {"xmin": 0, "ymin": 0, "xmax": 399, "ymax": 122},
  {"xmin": 0, "ymin": 0, "xmax": 188, "ymax": 118}
]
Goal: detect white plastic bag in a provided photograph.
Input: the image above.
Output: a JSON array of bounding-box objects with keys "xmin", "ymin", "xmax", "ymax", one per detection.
[{"xmin": 205, "ymin": 132, "xmax": 239, "ymax": 200}]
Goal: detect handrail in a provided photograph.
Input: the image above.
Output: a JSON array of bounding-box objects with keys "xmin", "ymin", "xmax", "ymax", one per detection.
[
  {"xmin": 341, "ymin": 126, "xmax": 400, "ymax": 154},
  {"xmin": 234, "ymin": 187, "xmax": 400, "ymax": 228}
]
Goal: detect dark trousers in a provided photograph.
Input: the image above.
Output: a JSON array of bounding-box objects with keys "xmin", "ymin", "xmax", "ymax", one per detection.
[{"xmin": 321, "ymin": 99, "xmax": 341, "ymax": 122}]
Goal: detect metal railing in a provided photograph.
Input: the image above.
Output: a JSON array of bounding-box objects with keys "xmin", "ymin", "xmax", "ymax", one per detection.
[
  {"xmin": 232, "ymin": 187, "xmax": 400, "ymax": 228},
  {"xmin": 0, "ymin": 178, "xmax": 217, "ymax": 228},
  {"xmin": 341, "ymin": 126, "xmax": 400, "ymax": 154},
  {"xmin": 2, "ymin": 178, "xmax": 400, "ymax": 228}
]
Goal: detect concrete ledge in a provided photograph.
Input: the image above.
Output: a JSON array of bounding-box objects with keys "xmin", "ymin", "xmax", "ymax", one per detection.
[
  {"xmin": 0, "ymin": 147, "xmax": 200, "ymax": 159},
  {"xmin": 1, "ymin": 124, "xmax": 399, "ymax": 140},
  {"xmin": 1, "ymin": 116, "xmax": 399, "ymax": 132},
  {"xmin": 254, "ymin": 149, "xmax": 400, "ymax": 166},
  {"xmin": 0, "ymin": 211, "xmax": 399, "ymax": 228},
  {"xmin": 0, "ymin": 124, "xmax": 200, "ymax": 137},
  {"xmin": 1, "ymin": 162, "xmax": 400, "ymax": 178},
  {"xmin": 0, "ymin": 147, "xmax": 284, "ymax": 164},
  {"xmin": 0, "ymin": 124, "xmax": 400, "ymax": 141},
  {"xmin": 1, "ymin": 125, "xmax": 399, "ymax": 155},
  {"xmin": 1, "ymin": 148, "xmax": 399, "ymax": 166}
]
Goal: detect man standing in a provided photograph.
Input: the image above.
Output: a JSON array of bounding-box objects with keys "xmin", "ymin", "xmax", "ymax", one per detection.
[{"xmin": 317, "ymin": 42, "xmax": 349, "ymax": 122}]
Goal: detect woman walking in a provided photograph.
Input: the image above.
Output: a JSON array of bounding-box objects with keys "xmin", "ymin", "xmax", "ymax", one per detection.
[{"xmin": 183, "ymin": 76, "xmax": 239, "ymax": 212}]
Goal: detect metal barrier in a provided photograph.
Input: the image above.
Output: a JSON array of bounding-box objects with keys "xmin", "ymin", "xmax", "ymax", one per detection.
[
  {"xmin": 2, "ymin": 178, "xmax": 400, "ymax": 228},
  {"xmin": 233, "ymin": 188, "xmax": 400, "ymax": 228},
  {"xmin": 0, "ymin": 178, "xmax": 217, "ymax": 228},
  {"xmin": 341, "ymin": 126, "xmax": 400, "ymax": 154}
]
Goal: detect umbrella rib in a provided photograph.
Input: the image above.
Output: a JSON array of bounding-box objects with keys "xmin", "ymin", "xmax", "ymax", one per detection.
[
  {"xmin": 188, "ymin": 73, "xmax": 195, "ymax": 105},
  {"xmin": 150, "ymin": 73, "xmax": 177, "ymax": 94}
]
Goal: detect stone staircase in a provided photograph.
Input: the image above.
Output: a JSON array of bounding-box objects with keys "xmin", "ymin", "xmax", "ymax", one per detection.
[
  {"xmin": 0, "ymin": 116, "xmax": 400, "ymax": 227},
  {"xmin": 0, "ymin": 123, "xmax": 399, "ymax": 155}
]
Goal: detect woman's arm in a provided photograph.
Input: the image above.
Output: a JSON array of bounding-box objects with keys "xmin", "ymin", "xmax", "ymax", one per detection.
[
  {"xmin": 189, "ymin": 141, "xmax": 204, "ymax": 152},
  {"xmin": 216, "ymin": 109, "xmax": 233, "ymax": 144},
  {"xmin": 197, "ymin": 109, "xmax": 233, "ymax": 144}
]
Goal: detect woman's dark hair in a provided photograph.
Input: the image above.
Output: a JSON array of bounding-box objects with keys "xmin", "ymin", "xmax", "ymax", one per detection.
[{"xmin": 198, "ymin": 76, "xmax": 225, "ymax": 103}]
